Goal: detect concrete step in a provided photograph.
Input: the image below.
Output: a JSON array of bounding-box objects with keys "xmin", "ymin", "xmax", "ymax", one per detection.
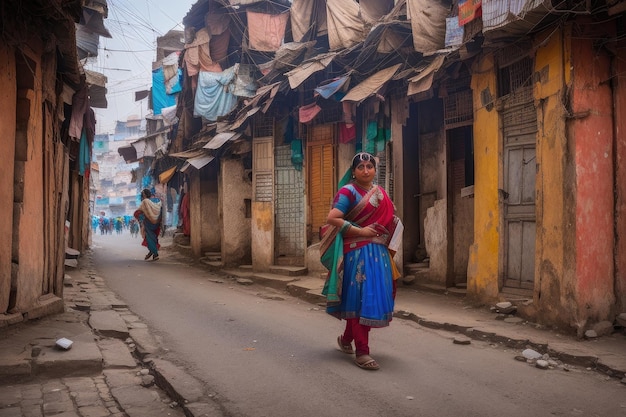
[
  {"xmin": 269, "ymin": 265, "xmax": 308, "ymax": 276},
  {"xmin": 285, "ymin": 276, "xmax": 326, "ymax": 305},
  {"xmin": 250, "ymin": 272, "xmax": 299, "ymax": 290},
  {"xmin": 65, "ymin": 248, "xmax": 80, "ymax": 259},
  {"xmin": 274, "ymin": 256, "xmax": 305, "ymax": 267}
]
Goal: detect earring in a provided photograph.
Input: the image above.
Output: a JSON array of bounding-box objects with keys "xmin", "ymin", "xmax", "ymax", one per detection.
[{"xmin": 352, "ymin": 175, "xmax": 355, "ymax": 179}]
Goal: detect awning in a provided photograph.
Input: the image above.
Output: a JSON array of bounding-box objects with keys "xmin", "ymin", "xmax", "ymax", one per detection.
[
  {"xmin": 130, "ymin": 128, "xmax": 171, "ymax": 159},
  {"xmin": 79, "ymin": 7, "xmax": 112, "ymax": 38},
  {"xmin": 168, "ymin": 149, "xmax": 207, "ymax": 159},
  {"xmin": 230, "ymin": 106, "xmax": 261, "ymax": 131},
  {"xmin": 85, "ymin": 70, "xmax": 108, "ymax": 109},
  {"xmin": 341, "ymin": 64, "xmax": 402, "ymax": 103},
  {"xmin": 118, "ymin": 145, "xmax": 138, "ymax": 163},
  {"xmin": 285, "ymin": 52, "xmax": 337, "ymax": 89},
  {"xmin": 159, "ymin": 166, "xmax": 177, "ymax": 184},
  {"xmin": 180, "ymin": 153, "xmax": 215, "ymax": 173},
  {"xmin": 407, "ymin": 55, "xmax": 445, "ymax": 96},
  {"xmin": 224, "ymin": 82, "xmax": 280, "ymax": 131},
  {"xmin": 482, "ymin": 0, "xmax": 552, "ymax": 42},
  {"xmin": 203, "ymin": 132, "xmax": 242, "ymax": 150}
]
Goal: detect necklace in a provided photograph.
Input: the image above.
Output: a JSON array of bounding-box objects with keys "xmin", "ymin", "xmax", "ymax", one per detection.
[{"xmin": 354, "ymin": 181, "xmax": 373, "ymax": 191}]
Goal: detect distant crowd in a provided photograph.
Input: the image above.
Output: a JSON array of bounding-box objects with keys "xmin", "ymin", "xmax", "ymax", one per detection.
[{"xmin": 92, "ymin": 215, "xmax": 139, "ymax": 237}]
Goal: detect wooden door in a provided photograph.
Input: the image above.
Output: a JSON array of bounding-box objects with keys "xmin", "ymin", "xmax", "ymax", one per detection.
[
  {"xmin": 307, "ymin": 125, "xmax": 335, "ymax": 243},
  {"xmin": 502, "ymin": 88, "xmax": 537, "ymax": 291}
]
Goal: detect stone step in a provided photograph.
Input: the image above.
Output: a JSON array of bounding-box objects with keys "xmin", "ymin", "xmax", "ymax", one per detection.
[{"xmin": 269, "ymin": 265, "xmax": 308, "ymax": 276}]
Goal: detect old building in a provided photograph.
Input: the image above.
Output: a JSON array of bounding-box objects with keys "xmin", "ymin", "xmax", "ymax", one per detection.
[
  {"xmin": 0, "ymin": 0, "xmax": 109, "ymax": 325},
  {"xmin": 135, "ymin": 0, "xmax": 626, "ymax": 335}
]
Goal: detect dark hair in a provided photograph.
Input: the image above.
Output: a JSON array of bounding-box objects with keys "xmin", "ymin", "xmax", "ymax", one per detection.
[
  {"xmin": 141, "ymin": 189, "xmax": 152, "ymax": 199},
  {"xmin": 351, "ymin": 152, "xmax": 377, "ymax": 170}
]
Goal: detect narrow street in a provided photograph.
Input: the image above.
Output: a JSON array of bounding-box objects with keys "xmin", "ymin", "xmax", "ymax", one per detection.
[{"xmin": 91, "ymin": 232, "xmax": 625, "ymax": 417}]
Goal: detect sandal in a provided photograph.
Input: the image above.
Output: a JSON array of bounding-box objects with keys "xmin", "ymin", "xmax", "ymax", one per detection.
[
  {"xmin": 354, "ymin": 355, "xmax": 380, "ymax": 371},
  {"xmin": 144, "ymin": 252, "xmax": 153, "ymax": 260},
  {"xmin": 152, "ymin": 254, "xmax": 159, "ymax": 261},
  {"xmin": 337, "ymin": 336, "xmax": 354, "ymax": 354}
]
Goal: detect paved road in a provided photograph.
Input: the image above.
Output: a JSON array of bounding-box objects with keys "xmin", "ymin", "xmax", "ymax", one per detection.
[{"xmin": 91, "ymin": 232, "xmax": 626, "ymax": 417}]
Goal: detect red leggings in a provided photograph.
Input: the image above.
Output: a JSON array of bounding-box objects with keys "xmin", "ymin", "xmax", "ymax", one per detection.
[
  {"xmin": 341, "ymin": 319, "xmax": 371, "ymax": 356},
  {"xmin": 340, "ymin": 280, "xmax": 396, "ymax": 356}
]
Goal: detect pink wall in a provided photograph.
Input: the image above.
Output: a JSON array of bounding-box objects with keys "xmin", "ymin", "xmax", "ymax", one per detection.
[
  {"xmin": 615, "ymin": 42, "xmax": 626, "ymax": 312},
  {"xmin": 0, "ymin": 45, "xmax": 17, "ymax": 313},
  {"xmin": 570, "ymin": 39, "xmax": 615, "ymax": 321}
]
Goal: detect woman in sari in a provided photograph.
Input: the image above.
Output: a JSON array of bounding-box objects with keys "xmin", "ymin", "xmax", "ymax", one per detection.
[
  {"xmin": 134, "ymin": 188, "xmax": 163, "ymax": 261},
  {"xmin": 321, "ymin": 152, "xmax": 401, "ymax": 371}
]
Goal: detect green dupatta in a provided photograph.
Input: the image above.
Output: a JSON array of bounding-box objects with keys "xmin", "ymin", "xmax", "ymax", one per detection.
[{"xmin": 319, "ymin": 186, "xmax": 379, "ymax": 306}]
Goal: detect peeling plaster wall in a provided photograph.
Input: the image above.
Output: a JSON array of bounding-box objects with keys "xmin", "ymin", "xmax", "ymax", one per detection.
[
  {"xmin": 533, "ymin": 27, "xmax": 573, "ymax": 327},
  {"xmin": 424, "ymin": 199, "xmax": 447, "ymax": 283},
  {"xmin": 570, "ymin": 25, "xmax": 615, "ymax": 325},
  {"xmin": 220, "ymin": 158, "xmax": 251, "ymax": 266},
  {"xmin": 0, "ymin": 44, "xmax": 16, "ymax": 313},
  {"xmin": 467, "ymin": 54, "xmax": 501, "ymax": 301},
  {"xmin": 201, "ymin": 167, "xmax": 220, "ymax": 254},
  {"xmin": 252, "ymin": 202, "xmax": 273, "ymax": 270}
]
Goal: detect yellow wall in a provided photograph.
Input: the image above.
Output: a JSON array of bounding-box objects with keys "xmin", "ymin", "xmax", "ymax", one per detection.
[
  {"xmin": 467, "ymin": 54, "xmax": 501, "ymax": 301},
  {"xmin": 533, "ymin": 27, "xmax": 574, "ymax": 325}
]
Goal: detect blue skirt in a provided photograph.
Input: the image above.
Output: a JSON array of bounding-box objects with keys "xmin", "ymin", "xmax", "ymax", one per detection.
[{"xmin": 326, "ymin": 243, "xmax": 395, "ymax": 327}]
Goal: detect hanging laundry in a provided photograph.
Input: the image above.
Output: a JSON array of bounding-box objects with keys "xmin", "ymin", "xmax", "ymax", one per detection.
[
  {"xmin": 194, "ymin": 65, "xmax": 238, "ymax": 121},
  {"xmin": 298, "ymin": 102, "xmax": 322, "ymax": 124}
]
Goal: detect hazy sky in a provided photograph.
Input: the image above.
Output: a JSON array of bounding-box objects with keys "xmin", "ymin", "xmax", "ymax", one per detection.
[{"xmin": 88, "ymin": 0, "xmax": 196, "ymax": 134}]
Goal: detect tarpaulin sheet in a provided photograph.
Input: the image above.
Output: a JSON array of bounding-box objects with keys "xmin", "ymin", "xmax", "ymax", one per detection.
[
  {"xmin": 152, "ymin": 67, "xmax": 177, "ymax": 115},
  {"xmin": 159, "ymin": 166, "xmax": 177, "ymax": 184},
  {"xmin": 360, "ymin": 0, "xmax": 395, "ymax": 23},
  {"xmin": 233, "ymin": 64, "xmax": 257, "ymax": 98},
  {"xmin": 286, "ymin": 52, "xmax": 337, "ymax": 89},
  {"xmin": 341, "ymin": 64, "xmax": 401, "ymax": 103},
  {"xmin": 290, "ymin": 0, "xmax": 327, "ymax": 42},
  {"xmin": 247, "ymin": 11, "xmax": 290, "ymax": 52},
  {"xmin": 315, "ymin": 76, "xmax": 350, "ymax": 99},
  {"xmin": 407, "ymin": 0, "xmax": 448, "ymax": 54},
  {"xmin": 184, "ymin": 28, "xmax": 222, "ymax": 77},
  {"xmin": 268, "ymin": 42, "xmax": 316, "ymax": 73},
  {"xmin": 298, "ymin": 102, "xmax": 322, "ymax": 123},
  {"xmin": 161, "ymin": 105, "xmax": 178, "ymax": 126},
  {"xmin": 407, "ymin": 55, "xmax": 445, "ymax": 96},
  {"xmin": 326, "ymin": 0, "xmax": 366, "ymax": 50},
  {"xmin": 194, "ymin": 65, "xmax": 238, "ymax": 121}
]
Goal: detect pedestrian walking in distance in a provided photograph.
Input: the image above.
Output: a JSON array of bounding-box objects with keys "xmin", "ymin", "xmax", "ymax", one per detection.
[{"xmin": 134, "ymin": 188, "xmax": 163, "ymax": 261}]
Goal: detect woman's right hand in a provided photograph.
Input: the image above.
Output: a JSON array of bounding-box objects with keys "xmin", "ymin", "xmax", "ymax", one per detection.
[{"xmin": 360, "ymin": 225, "xmax": 379, "ymax": 238}]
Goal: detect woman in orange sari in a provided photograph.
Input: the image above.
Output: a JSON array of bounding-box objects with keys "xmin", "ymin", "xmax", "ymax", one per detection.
[{"xmin": 321, "ymin": 152, "xmax": 401, "ymax": 371}]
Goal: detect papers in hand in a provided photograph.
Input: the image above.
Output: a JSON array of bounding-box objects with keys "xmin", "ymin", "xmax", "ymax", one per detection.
[{"xmin": 388, "ymin": 219, "xmax": 404, "ymax": 253}]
